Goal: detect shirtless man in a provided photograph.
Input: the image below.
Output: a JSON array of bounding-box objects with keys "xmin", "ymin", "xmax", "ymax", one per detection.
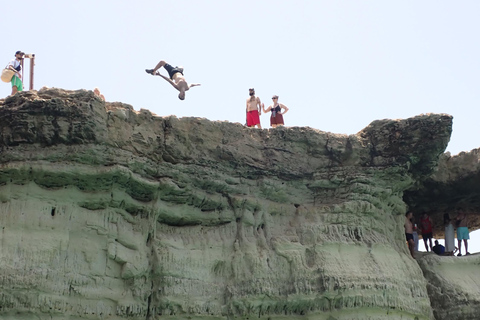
[
  {"xmin": 405, "ymin": 211, "xmax": 415, "ymax": 258},
  {"xmin": 146, "ymin": 60, "xmax": 200, "ymax": 100},
  {"xmin": 246, "ymin": 88, "xmax": 262, "ymax": 129},
  {"xmin": 455, "ymin": 210, "xmax": 470, "ymax": 256}
]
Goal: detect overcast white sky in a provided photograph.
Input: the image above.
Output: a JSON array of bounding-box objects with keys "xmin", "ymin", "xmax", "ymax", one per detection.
[{"xmin": 2, "ymin": 1, "xmax": 479, "ymax": 251}]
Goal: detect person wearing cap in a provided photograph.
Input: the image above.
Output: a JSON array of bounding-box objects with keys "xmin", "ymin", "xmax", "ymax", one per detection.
[
  {"xmin": 245, "ymin": 88, "xmax": 262, "ymax": 128},
  {"xmin": 262, "ymin": 95, "xmax": 289, "ymax": 127},
  {"xmin": 145, "ymin": 60, "xmax": 200, "ymax": 100},
  {"xmin": 7, "ymin": 51, "xmax": 24, "ymax": 95}
]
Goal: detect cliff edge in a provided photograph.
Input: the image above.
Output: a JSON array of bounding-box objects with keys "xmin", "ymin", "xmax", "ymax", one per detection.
[{"xmin": 0, "ymin": 88, "xmax": 475, "ymax": 320}]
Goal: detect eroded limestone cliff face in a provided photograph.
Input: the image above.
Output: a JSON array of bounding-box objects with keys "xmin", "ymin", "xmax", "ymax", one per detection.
[
  {"xmin": 0, "ymin": 88, "xmax": 457, "ymax": 319},
  {"xmin": 416, "ymin": 252, "xmax": 480, "ymax": 320}
]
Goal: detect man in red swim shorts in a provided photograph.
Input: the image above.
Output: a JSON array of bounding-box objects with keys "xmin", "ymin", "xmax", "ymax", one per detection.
[{"xmin": 245, "ymin": 88, "xmax": 262, "ymax": 128}]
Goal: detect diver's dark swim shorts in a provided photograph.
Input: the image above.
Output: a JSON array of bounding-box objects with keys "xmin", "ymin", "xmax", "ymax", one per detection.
[{"xmin": 164, "ymin": 63, "xmax": 183, "ymax": 79}]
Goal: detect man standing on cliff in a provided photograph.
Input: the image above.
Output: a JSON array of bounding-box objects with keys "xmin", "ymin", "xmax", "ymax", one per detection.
[
  {"xmin": 405, "ymin": 211, "xmax": 415, "ymax": 259},
  {"xmin": 145, "ymin": 60, "xmax": 200, "ymax": 100},
  {"xmin": 456, "ymin": 210, "xmax": 470, "ymax": 256},
  {"xmin": 6, "ymin": 51, "xmax": 24, "ymax": 95},
  {"xmin": 246, "ymin": 88, "xmax": 262, "ymax": 128}
]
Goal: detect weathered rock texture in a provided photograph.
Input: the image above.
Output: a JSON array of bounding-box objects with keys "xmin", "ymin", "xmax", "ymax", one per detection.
[
  {"xmin": 417, "ymin": 252, "xmax": 480, "ymax": 320},
  {"xmin": 404, "ymin": 148, "xmax": 480, "ymax": 236},
  {"xmin": 0, "ymin": 88, "xmax": 465, "ymax": 320}
]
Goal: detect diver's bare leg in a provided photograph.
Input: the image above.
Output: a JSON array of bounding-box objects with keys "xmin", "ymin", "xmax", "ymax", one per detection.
[
  {"xmin": 146, "ymin": 60, "xmax": 167, "ymax": 75},
  {"xmin": 152, "ymin": 60, "xmax": 167, "ymax": 73}
]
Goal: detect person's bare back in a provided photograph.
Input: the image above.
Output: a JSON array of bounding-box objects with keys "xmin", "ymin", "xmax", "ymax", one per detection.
[
  {"xmin": 405, "ymin": 216, "xmax": 413, "ymax": 234},
  {"xmin": 457, "ymin": 212, "xmax": 467, "ymax": 227},
  {"xmin": 404, "ymin": 211, "xmax": 415, "ymax": 258}
]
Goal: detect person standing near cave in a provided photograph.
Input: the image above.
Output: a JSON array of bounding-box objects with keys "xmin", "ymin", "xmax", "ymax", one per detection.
[
  {"xmin": 419, "ymin": 212, "xmax": 433, "ymax": 252},
  {"xmin": 444, "ymin": 212, "xmax": 455, "ymax": 254},
  {"xmin": 455, "ymin": 210, "xmax": 470, "ymax": 256},
  {"xmin": 412, "ymin": 219, "xmax": 419, "ymax": 252},
  {"xmin": 405, "ymin": 211, "xmax": 415, "ymax": 259}
]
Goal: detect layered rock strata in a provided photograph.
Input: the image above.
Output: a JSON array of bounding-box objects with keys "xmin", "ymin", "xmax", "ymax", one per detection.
[
  {"xmin": 0, "ymin": 89, "xmax": 454, "ymax": 319},
  {"xmin": 417, "ymin": 252, "xmax": 480, "ymax": 320}
]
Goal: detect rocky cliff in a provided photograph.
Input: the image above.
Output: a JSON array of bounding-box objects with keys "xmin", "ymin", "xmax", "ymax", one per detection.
[
  {"xmin": 417, "ymin": 252, "xmax": 480, "ymax": 320},
  {"xmin": 0, "ymin": 88, "xmax": 476, "ymax": 320}
]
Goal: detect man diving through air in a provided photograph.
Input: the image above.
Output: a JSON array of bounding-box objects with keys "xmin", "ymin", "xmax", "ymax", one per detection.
[{"xmin": 146, "ymin": 60, "xmax": 200, "ymax": 100}]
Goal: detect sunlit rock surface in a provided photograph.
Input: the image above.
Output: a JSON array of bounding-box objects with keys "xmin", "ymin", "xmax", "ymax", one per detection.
[
  {"xmin": 0, "ymin": 88, "xmax": 459, "ymax": 319},
  {"xmin": 417, "ymin": 252, "xmax": 480, "ymax": 320}
]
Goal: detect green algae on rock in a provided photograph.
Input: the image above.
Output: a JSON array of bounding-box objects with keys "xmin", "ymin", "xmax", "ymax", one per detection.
[{"xmin": 0, "ymin": 88, "xmax": 460, "ymax": 319}]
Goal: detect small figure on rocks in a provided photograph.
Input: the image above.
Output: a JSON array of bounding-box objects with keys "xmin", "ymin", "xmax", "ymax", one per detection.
[
  {"xmin": 455, "ymin": 210, "xmax": 470, "ymax": 256},
  {"xmin": 94, "ymin": 87, "xmax": 105, "ymax": 101},
  {"xmin": 405, "ymin": 211, "xmax": 415, "ymax": 259},
  {"xmin": 263, "ymin": 95, "xmax": 289, "ymax": 127},
  {"xmin": 245, "ymin": 88, "xmax": 262, "ymax": 129},
  {"xmin": 6, "ymin": 51, "xmax": 24, "ymax": 95},
  {"xmin": 146, "ymin": 60, "xmax": 200, "ymax": 100},
  {"xmin": 419, "ymin": 212, "xmax": 433, "ymax": 252}
]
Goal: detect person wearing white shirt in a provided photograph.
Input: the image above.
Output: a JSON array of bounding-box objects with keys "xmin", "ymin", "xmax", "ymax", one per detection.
[{"xmin": 7, "ymin": 51, "xmax": 24, "ymax": 95}]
